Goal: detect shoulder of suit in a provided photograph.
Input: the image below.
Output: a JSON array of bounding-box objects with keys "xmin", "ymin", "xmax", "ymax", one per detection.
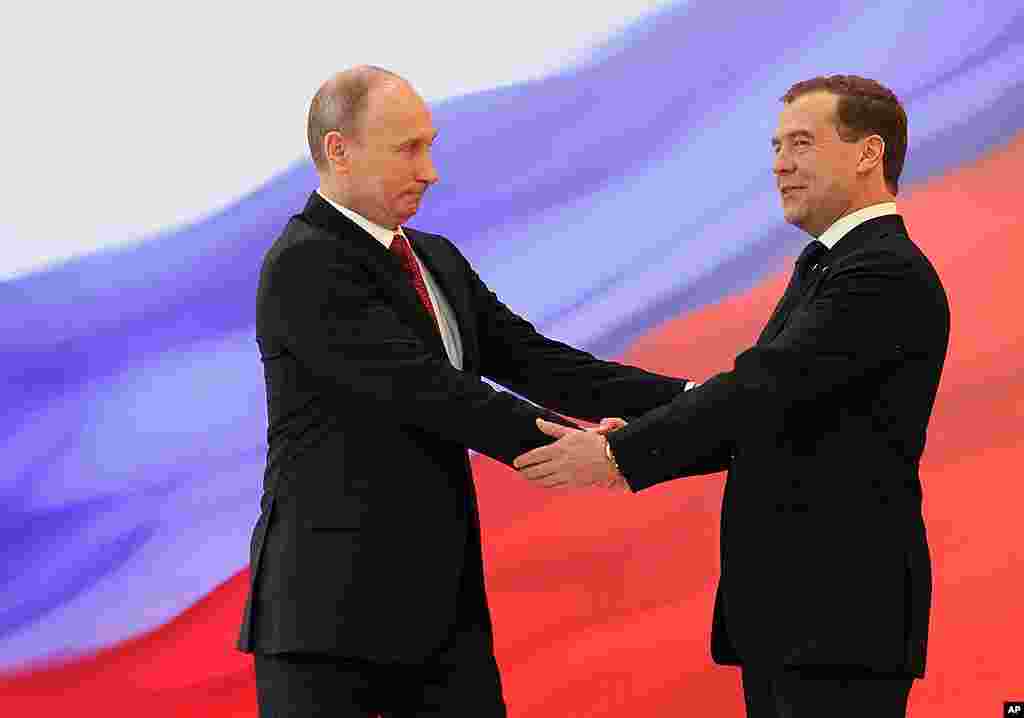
[
  {"xmin": 261, "ymin": 215, "xmax": 362, "ymax": 274},
  {"xmin": 828, "ymin": 219, "xmax": 915, "ymax": 263},
  {"xmin": 824, "ymin": 230, "xmax": 947, "ymax": 301},
  {"xmin": 404, "ymin": 225, "xmax": 449, "ymax": 245},
  {"xmin": 404, "ymin": 226, "xmax": 465, "ymax": 259}
]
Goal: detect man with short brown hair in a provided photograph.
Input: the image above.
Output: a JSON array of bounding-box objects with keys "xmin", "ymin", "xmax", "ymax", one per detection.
[{"xmin": 516, "ymin": 74, "xmax": 950, "ymax": 717}]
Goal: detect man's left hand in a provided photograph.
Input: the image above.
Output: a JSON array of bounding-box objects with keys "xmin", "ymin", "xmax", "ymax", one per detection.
[{"xmin": 513, "ymin": 418, "xmax": 626, "ymax": 489}]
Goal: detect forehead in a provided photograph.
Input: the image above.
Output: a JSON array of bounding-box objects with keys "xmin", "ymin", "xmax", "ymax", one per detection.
[
  {"xmin": 363, "ymin": 80, "xmax": 436, "ymax": 141},
  {"xmin": 775, "ymin": 91, "xmax": 838, "ymax": 136}
]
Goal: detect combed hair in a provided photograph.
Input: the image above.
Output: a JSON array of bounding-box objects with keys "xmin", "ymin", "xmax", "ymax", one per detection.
[
  {"xmin": 782, "ymin": 75, "xmax": 908, "ymax": 194},
  {"xmin": 307, "ymin": 66, "xmax": 402, "ymax": 171}
]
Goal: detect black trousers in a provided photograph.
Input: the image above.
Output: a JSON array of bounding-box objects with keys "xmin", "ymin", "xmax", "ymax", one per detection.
[
  {"xmin": 254, "ymin": 619, "xmax": 504, "ymax": 717},
  {"xmin": 254, "ymin": 530, "xmax": 504, "ymax": 718},
  {"xmin": 741, "ymin": 666, "xmax": 913, "ymax": 718}
]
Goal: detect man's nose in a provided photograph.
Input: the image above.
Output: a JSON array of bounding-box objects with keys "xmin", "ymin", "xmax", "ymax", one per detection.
[
  {"xmin": 774, "ymin": 150, "xmax": 794, "ymax": 176},
  {"xmin": 419, "ymin": 153, "xmax": 440, "ymax": 185}
]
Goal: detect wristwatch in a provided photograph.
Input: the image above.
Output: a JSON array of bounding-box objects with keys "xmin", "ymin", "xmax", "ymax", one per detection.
[{"xmin": 603, "ymin": 436, "xmax": 627, "ymax": 489}]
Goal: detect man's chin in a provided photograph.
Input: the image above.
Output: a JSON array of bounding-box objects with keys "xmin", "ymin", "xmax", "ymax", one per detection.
[{"xmin": 397, "ymin": 200, "xmax": 422, "ymax": 225}]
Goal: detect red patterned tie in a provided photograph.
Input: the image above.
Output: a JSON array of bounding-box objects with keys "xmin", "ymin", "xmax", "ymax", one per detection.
[{"xmin": 390, "ymin": 233, "xmax": 440, "ymax": 330}]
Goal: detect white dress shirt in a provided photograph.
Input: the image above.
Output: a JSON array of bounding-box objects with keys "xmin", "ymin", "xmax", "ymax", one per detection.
[
  {"xmin": 817, "ymin": 201, "xmax": 899, "ymax": 250},
  {"xmin": 317, "ymin": 191, "xmax": 464, "ymax": 370}
]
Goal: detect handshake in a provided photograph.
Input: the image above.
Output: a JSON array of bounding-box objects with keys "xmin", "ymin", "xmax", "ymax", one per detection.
[{"xmin": 513, "ymin": 417, "xmax": 630, "ymax": 491}]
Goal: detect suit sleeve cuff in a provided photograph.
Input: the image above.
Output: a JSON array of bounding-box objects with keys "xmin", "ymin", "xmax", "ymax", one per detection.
[{"xmin": 605, "ymin": 409, "xmax": 683, "ymax": 491}]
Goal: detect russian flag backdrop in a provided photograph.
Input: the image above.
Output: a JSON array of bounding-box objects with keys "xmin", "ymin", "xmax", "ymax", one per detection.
[{"xmin": 2, "ymin": 1, "xmax": 1023, "ymax": 714}]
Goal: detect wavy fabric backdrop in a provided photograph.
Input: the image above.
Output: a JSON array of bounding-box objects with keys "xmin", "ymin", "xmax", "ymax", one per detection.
[{"xmin": 2, "ymin": 1, "xmax": 1023, "ymax": 715}]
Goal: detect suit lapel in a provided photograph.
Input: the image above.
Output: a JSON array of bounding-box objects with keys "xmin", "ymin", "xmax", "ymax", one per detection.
[
  {"xmin": 757, "ymin": 265, "xmax": 804, "ymax": 345},
  {"xmin": 299, "ymin": 193, "xmax": 448, "ymax": 357},
  {"xmin": 405, "ymin": 228, "xmax": 479, "ymax": 373},
  {"xmin": 756, "ymin": 215, "xmax": 907, "ymax": 345},
  {"xmin": 757, "ymin": 266, "xmax": 829, "ymax": 345}
]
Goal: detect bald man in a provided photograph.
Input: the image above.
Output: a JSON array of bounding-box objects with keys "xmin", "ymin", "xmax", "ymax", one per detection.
[{"xmin": 236, "ymin": 67, "xmax": 692, "ymax": 716}]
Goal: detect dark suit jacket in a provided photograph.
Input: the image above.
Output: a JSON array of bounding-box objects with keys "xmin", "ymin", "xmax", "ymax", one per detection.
[
  {"xmin": 237, "ymin": 192, "xmax": 687, "ymax": 663},
  {"xmin": 608, "ymin": 215, "xmax": 949, "ymax": 677}
]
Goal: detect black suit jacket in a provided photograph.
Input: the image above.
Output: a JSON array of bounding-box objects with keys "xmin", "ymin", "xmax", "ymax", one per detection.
[
  {"xmin": 237, "ymin": 192, "xmax": 687, "ymax": 663},
  {"xmin": 609, "ymin": 215, "xmax": 949, "ymax": 677}
]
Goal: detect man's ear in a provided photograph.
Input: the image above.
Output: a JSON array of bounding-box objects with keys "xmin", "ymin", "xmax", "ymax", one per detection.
[
  {"xmin": 858, "ymin": 134, "xmax": 885, "ymax": 176},
  {"xmin": 324, "ymin": 130, "xmax": 349, "ymax": 171}
]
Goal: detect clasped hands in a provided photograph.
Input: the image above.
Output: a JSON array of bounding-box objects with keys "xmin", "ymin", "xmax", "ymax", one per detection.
[{"xmin": 512, "ymin": 417, "xmax": 629, "ymax": 491}]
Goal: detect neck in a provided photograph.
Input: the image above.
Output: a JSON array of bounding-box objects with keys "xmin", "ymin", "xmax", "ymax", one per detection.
[
  {"xmin": 317, "ymin": 182, "xmax": 398, "ymax": 231},
  {"xmin": 317, "ymin": 180, "xmax": 347, "ymax": 212},
  {"xmin": 821, "ymin": 187, "xmax": 894, "ymax": 235}
]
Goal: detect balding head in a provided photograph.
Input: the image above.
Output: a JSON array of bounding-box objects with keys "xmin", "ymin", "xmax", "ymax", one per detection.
[
  {"xmin": 310, "ymin": 67, "xmax": 439, "ymax": 228},
  {"xmin": 307, "ymin": 65, "xmax": 404, "ymax": 171}
]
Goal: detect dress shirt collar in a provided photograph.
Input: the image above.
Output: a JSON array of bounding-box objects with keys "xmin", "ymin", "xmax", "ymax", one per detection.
[
  {"xmin": 816, "ymin": 201, "xmax": 899, "ymax": 250},
  {"xmin": 317, "ymin": 189, "xmax": 405, "ymax": 249}
]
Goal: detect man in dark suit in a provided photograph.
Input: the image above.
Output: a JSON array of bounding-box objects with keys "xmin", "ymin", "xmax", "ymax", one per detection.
[
  {"xmin": 237, "ymin": 66, "xmax": 692, "ymax": 717},
  {"xmin": 515, "ymin": 75, "xmax": 950, "ymax": 717}
]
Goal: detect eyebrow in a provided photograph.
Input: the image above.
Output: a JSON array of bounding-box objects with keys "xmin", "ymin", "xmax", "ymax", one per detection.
[
  {"xmin": 771, "ymin": 129, "xmax": 814, "ymax": 147},
  {"xmin": 395, "ymin": 130, "xmax": 440, "ymax": 148}
]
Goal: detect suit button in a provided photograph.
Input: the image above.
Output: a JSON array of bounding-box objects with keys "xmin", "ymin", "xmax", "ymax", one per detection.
[{"xmin": 650, "ymin": 448, "xmax": 661, "ymax": 456}]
